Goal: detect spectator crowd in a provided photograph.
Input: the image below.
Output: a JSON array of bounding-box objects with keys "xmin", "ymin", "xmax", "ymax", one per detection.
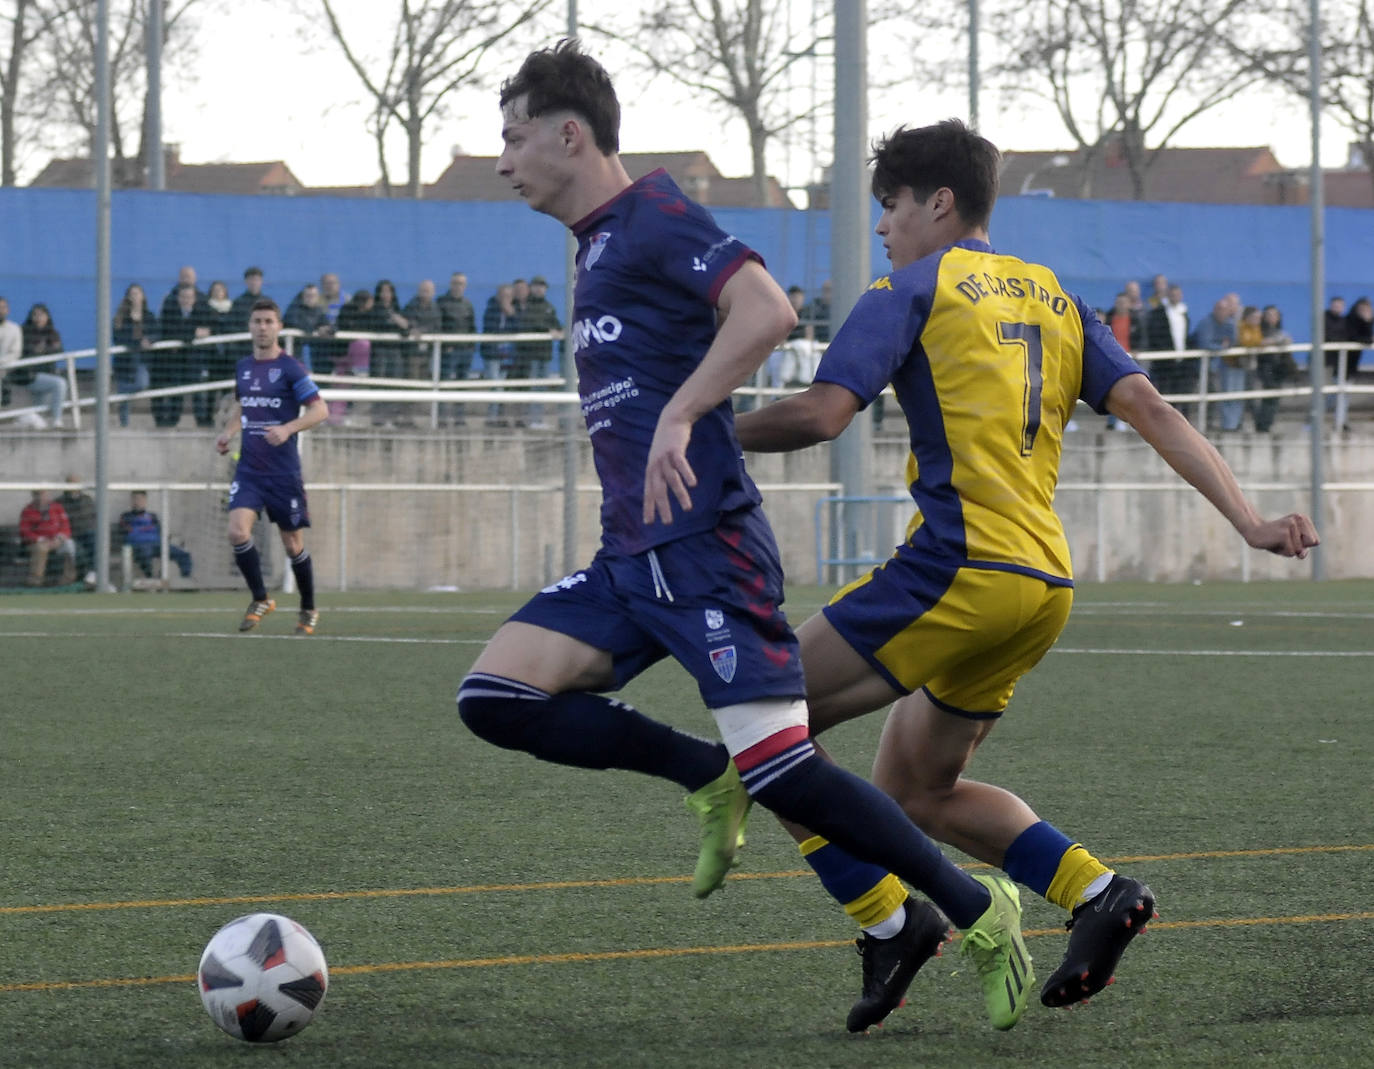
[{"xmin": 1, "ymin": 267, "xmax": 1369, "ymax": 435}]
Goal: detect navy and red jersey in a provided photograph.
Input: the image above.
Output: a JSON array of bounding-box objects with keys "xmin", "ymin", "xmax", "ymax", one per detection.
[
  {"xmin": 570, "ymin": 168, "xmax": 764, "ymax": 555},
  {"xmin": 233, "ymin": 352, "xmax": 320, "ymax": 479}
]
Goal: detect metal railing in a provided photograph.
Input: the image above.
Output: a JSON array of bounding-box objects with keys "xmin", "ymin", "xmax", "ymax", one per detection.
[{"xmin": 3, "ymin": 331, "xmax": 1371, "ymax": 432}]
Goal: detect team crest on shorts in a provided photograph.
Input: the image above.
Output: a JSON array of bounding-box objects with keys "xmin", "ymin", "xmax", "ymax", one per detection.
[
  {"xmin": 709, "ymin": 645, "xmax": 737, "ymax": 683},
  {"xmin": 704, "ymin": 609, "xmax": 724, "ymax": 631}
]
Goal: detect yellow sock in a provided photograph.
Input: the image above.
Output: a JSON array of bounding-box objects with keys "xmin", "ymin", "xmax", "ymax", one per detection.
[
  {"xmin": 799, "ymin": 836, "xmax": 908, "ymax": 929},
  {"xmin": 1045, "ymin": 844, "xmax": 1112, "ymax": 912}
]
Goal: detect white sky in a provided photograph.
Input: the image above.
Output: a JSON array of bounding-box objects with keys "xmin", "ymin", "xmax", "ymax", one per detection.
[{"xmin": 161, "ymin": 3, "xmax": 1356, "ymax": 194}]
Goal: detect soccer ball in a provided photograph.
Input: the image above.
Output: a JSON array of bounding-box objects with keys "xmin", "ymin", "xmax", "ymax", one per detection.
[{"xmin": 197, "ymin": 913, "xmax": 329, "ymax": 1043}]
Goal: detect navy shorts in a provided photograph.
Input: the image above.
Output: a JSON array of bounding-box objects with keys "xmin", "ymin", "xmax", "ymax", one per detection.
[
  {"xmin": 228, "ymin": 472, "xmax": 311, "ymax": 531},
  {"xmin": 509, "ymin": 508, "xmax": 805, "ymax": 708}
]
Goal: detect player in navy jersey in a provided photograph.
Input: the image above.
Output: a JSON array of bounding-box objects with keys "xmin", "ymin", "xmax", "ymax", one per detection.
[
  {"xmin": 457, "ymin": 40, "xmax": 1038, "ymax": 1033},
  {"xmin": 215, "ymin": 298, "xmax": 329, "ymax": 635},
  {"xmin": 734, "ymin": 119, "xmax": 1320, "ymax": 1028}
]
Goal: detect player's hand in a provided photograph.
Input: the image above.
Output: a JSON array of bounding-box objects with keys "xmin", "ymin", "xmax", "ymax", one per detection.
[
  {"xmin": 643, "ymin": 414, "xmax": 697, "ymax": 525},
  {"xmin": 264, "ymin": 425, "xmax": 292, "ymax": 446},
  {"xmin": 215, "ymin": 434, "xmax": 231, "ymax": 455},
  {"xmin": 1242, "ymin": 513, "xmax": 1320, "ymax": 558}
]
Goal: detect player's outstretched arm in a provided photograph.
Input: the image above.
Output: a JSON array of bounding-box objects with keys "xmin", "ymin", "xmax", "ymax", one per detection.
[
  {"xmin": 643, "ymin": 261, "xmax": 796, "ymax": 524},
  {"xmin": 1106, "ymin": 373, "xmax": 1320, "ymax": 558},
  {"xmin": 735, "ymin": 381, "xmax": 862, "ymax": 453}
]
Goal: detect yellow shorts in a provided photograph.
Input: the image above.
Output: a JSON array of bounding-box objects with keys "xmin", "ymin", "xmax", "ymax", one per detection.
[{"xmin": 822, "ymin": 559, "xmax": 1073, "ymax": 718}]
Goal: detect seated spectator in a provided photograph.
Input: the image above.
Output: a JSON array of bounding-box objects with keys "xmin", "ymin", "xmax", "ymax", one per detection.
[
  {"xmin": 1254, "ymin": 305, "xmax": 1295, "ymax": 434},
  {"xmin": 19, "ymin": 488, "xmax": 75, "ymax": 586},
  {"xmin": 112, "ymin": 283, "xmax": 159, "ymax": 427},
  {"xmin": 120, "ymin": 490, "xmax": 192, "ymax": 579},
  {"xmin": 18, "ymin": 303, "xmax": 70, "ymax": 428},
  {"xmin": 59, "ymin": 473, "xmax": 97, "ymax": 581}
]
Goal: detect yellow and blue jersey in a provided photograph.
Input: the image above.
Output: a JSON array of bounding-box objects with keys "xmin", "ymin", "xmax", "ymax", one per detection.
[{"xmin": 815, "ymin": 239, "xmax": 1142, "ymax": 585}]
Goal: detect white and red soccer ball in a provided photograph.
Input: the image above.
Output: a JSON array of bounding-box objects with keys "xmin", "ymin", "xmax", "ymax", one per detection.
[{"xmin": 197, "ymin": 913, "xmax": 328, "ymax": 1042}]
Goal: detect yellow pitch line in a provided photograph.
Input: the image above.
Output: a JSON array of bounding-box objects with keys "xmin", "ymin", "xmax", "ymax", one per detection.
[
  {"xmin": 2, "ymin": 844, "xmax": 1371, "ymax": 917},
  {"xmin": 4, "ymin": 912, "xmax": 1372, "ymax": 995}
]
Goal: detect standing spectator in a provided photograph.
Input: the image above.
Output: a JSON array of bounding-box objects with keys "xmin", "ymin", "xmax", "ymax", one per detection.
[
  {"xmin": 371, "ymin": 279, "xmax": 411, "ymax": 426},
  {"xmin": 18, "ymin": 489, "xmax": 75, "ymax": 586},
  {"xmin": 480, "ymin": 283, "xmax": 520, "ymax": 425},
  {"xmin": 1193, "ymin": 298, "xmax": 1242, "ymax": 432},
  {"xmin": 403, "ymin": 279, "xmax": 443, "ymax": 382},
  {"xmin": 437, "ymin": 271, "xmax": 477, "ymax": 423},
  {"xmin": 1146, "ymin": 273, "xmax": 1169, "ymax": 309},
  {"xmin": 157, "ymin": 281, "xmax": 214, "ymax": 428},
  {"xmin": 229, "ymin": 268, "xmax": 268, "ymax": 336},
  {"xmin": 284, "ymin": 283, "xmax": 332, "ymax": 372},
  {"xmin": 1105, "ymin": 293, "xmax": 1140, "ymax": 430},
  {"xmin": 331, "ymin": 289, "xmax": 379, "ymax": 424},
  {"xmin": 160, "ymin": 266, "xmax": 204, "ymax": 324},
  {"xmin": 1337, "ymin": 296, "xmax": 1372, "ymax": 431},
  {"xmin": 312, "ymin": 272, "xmax": 347, "ymax": 372},
  {"xmin": 514, "ymin": 274, "xmax": 562, "ymax": 427},
  {"xmin": 1322, "ymin": 296, "xmax": 1350, "ymax": 426},
  {"xmin": 112, "ymin": 283, "xmax": 159, "ymax": 427},
  {"xmin": 1143, "ymin": 282, "xmax": 1191, "ymax": 411},
  {"xmin": 1236, "ymin": 305, "xmax": 1265, "ymax": 430},
  {"xmin": 511, "ymin": 277, "xmax": 530, "ymax": 319},
  {"xmin": 193, "ymin": 280, "xmax": 235, "ymax": 428},
  {"xmin": 120, "ymin": 490, "xmax": 193, "ymax": 579},
  {"xmin": 1122, "ymin": 279, "xmax": 1146, "ymax": 339},
  {"xmin": 59, "ymin": 473, "xmax": 97, "ymax": 582},
  {"xmin": 19, "ymin": 303, "xmax": 70, "ymax": 427},
  {"xmin": 1254, "ymin": 305, "xmax": 1295, "ymax": 434},
  {"xmin": 800, "ymin": 279, "xmax": 833, "ymax": 343}
]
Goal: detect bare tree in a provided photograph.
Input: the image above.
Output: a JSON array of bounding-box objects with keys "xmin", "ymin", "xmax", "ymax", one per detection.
[
  {"xmin": 1241, "ymin": 0, "xmax": 1374, "ymax": 198},
  {"xmin": 585, "ymin": 0, "xmax": 831, "ymax": 204},
  {"xmin": 318, "ymin": 0, "xmax": 553, "ymax": 199},
  {"xmin": 981, "ymin": 0, "xmax": 1271, "ymax": 199},
  {"xmin": 0, "ymin": 0, "xmax": 67, "ymax": 185},
  {"xmin": 28, "ymin": 0, "xmax": 201, "ymax": 186}
]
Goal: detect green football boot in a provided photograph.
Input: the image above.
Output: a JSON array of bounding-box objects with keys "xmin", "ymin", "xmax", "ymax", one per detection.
[
  {"xmin": 683, "ymin": 761, "xmax": 752, "ymax": 898},
  {"xmin": 958, "ymin": 873, "xmax": 1034, "ymax": 1030}
]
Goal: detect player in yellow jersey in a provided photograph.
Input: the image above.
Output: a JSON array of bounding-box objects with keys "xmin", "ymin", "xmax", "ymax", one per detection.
[{"xmin": 734, "ymin": 119, "xmax": 1319, "ymax": 1031}]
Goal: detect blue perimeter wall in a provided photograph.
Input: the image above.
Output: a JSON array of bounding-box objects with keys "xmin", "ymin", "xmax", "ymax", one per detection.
[{"xmin": 3, "ymin": 187, "xmax": 1371, "ymax": 365}]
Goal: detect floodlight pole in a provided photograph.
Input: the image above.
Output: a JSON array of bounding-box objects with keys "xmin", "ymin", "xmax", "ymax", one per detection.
[
  {"xmin": 831, "ymin": 0, "xmax": 871, "ymax": 581},
  {"xmin": 147, "ymin": 0, "xmax": 164, "ymax": 189},
  {"xmin": 1307, "ymin": 0, "xmax": 1325, "ymax": 580},
  {"xmin": 94, "ymin": 0, "xmax": 113, "ymax": 592}
]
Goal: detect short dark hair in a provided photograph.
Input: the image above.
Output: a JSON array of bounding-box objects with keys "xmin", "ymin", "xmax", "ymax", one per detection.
[
  {"xmin": 244, "ymin": 266, "xmax": 263, "ymax": 279},
  {"xmin": 870, "ymin": 119, "xmax": 1001, "ymax": 229},
  {"xmin": 250, "ymin": 297, "xmax": 280, "ymax": 317},
  {"xmin": 500, "ymin": 38, "xmax": 620, "ymax": 155}
]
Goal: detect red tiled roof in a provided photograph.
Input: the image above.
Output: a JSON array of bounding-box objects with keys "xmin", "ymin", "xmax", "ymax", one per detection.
[{"xmin": 29, "ymin": 155, "xmax": 304, "ymax": 194}]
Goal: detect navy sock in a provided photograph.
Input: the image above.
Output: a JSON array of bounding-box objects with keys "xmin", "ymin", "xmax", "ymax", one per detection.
[
  {"xmin": 1002, "ymin": 820, "xmax": 1074, "ymax": 898},
  {"xmin": 290, "ymin": 549, "xmax": 315, "ymax": 612},
  {"xmin": 742, "ymin": 742, "xmax": 990, "ymax": 929},
  {"xmin": 457, "ymin": 673, "xmax": 728, "ymax": 791},
  {"xmin": 232, "ymin": 539, "xmax": 267, "ymax": 601}
]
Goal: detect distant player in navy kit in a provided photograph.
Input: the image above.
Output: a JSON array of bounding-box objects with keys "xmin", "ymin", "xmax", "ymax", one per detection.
[
  {"xmin": 456, "ymin": 40, "xmax": 1036, "ymax": 1032},
  {"xmin": 216, "ymin": 298, "xmax": 329, "ymax": 635}
]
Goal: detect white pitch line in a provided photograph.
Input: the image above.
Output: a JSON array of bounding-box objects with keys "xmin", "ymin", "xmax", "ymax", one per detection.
[
  {"xmin": 0, "ymin": 631, "xmax": 1368, "ymax": 655},
  {"xmin": 1053, "ymin": 647, "xmax": 1373, "ymax": 657},
  {"xmin": 0, "ymin": 631, "xmax": 485, "ymax": 645},
  {"xmin": 0, "ymin": 605, "xmax": 507, "ymax": 617}
]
